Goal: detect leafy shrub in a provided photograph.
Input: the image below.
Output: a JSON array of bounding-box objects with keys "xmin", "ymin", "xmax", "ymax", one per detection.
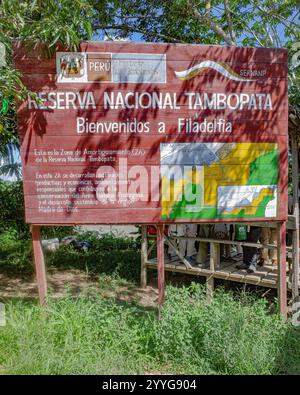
[
  {"xmin": 0, "ymin": 180, "xmax": 29, "ymax": 238},
  {"xmin": 0, "ymin": 182, "xmax": 141, "ymax": 280},
  {"xmin": 1, "ymin": 284, "xmax": 299, "ymax": 375},
  {"xmin": 0, "ymin": 180, "xmax": 77, "ymax": 240},
  {"xmin": 41, "ymin": 226, "xmax": 76, "ymax": 240},
  {"xmin": 46, "ymin": 233, "xmax": 141, "ymax": 281},
  {"xmin": 0, "ymin": 229, "xmax": 32, "ymax": 274},
  {"xmin": 0, "ymin": 294, "xmax": 148, "ymax": 374},
  {"xmin": 0, "ymin": 228, "xmax": 141, "ymax": 281}
]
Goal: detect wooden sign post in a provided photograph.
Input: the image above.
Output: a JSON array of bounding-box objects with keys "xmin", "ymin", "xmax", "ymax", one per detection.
[
  {"xmin": 14, "ymin": 42, "xmax": 289, "ymax": 315},
  {"xmin": 31, "ymin": 225, "xmax": 47, "ymax": 306}
]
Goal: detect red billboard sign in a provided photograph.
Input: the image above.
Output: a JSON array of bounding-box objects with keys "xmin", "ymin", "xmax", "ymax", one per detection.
[{"xmin": 14, "ymin": 42, "xmax": 288, "ymax": 224}]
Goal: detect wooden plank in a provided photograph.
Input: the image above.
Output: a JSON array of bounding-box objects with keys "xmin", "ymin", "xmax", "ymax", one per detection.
[
  {"xmin": 206, "ymin": 275, "xmax": 214, "ymax": 303},
  {"xmin": 262, "ymin": 271, "xmax": 278, "ymax": 287},
  {"xmin": 210, "ymin": 242, "xmax": 220, "ymax": 269},
  {"xmin": 287, "ymin": 214, "xmax": 297, "ymax": 230},
  {"xmin": 25, "ymin": 208, "xmax": 162, "ymax": 224},
  {"xmin": 277, "ymin": 222, "xmax": 287, "ymax": 320},
  {"xmin": 243, "ymin": 266, "xmax": 273, "ymax": 284},
  {"xmin": 18, "ymin": 110, "xmax": 288, "ymax": 137},
  {"xmin": 291, "ymin": 134, "xmax": 299, "ymax": 302},
  {"xmin": 16, "ymin": 57, "xmax": 288, "ymax": 76},
  {"xmin": 146, "ymin": 261, "xmax": 201, "ymax": 275},
  {"xmin": 147, "ymin": 241, "xmax": 156, "ymax": 259},
  {"xmin": 17, "ymin": 105, "xmax": 289, "ymax": 124},
  {"xmin": 31, "ymin": 225, "xmax": 47, "ymax": 306},
  {"xmin": 157, "ymin": 225, "xmax": 165, "ymax": 313},
  {"xmin": 20, "ymin": 143, "xmax": 288, "ymax": 168},
  {"xmin": 173, "ymin": 236, "xmax": 292, "ymax": 251},
  {"xmin": 207, "ymin": 242, "xmax": 219, "ymax": 303},
  {"xmin": 17, "ymin": 94, "xmax": 288, "ymax": 116},
  {"xmin": 13, "ymin": 41, "xmax": 288, "ymax": 63},
  {"xmin": 146, "ymin": 259, "xmax": 281, "ymax": 289},
  {"xmin": 214, "ymin": 261, "xmax": 239, "ymax": 279},
  {"xmin": 229, "ymin": 270, "xmax": 247, "ymax": 281},
  {"xmin": 140, "ymin": 225, "xmax": 148, "ymax": 288}
]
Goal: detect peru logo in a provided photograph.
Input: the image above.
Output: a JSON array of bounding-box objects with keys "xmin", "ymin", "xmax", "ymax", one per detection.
[{"xmin": 175, "ymin": 60, "xmax": 256, "ymax": 82}]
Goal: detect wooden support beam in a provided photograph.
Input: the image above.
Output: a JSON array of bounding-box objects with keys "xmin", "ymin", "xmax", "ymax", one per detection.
[
  {"xmin": 31, "ymin": 225, "xmax": 47, "ymax": 306},
  {"xmin": 140, "ymin": 225, "xmax": 148, "ymax": 288},
  {"xmin": 210, "ymin": 242, "xmax": 220, "ymax": 269},
  {"xmin": 277, "ymin": 222, "xmax": 287, "ymax": 320},
  {"xmin": 291, "ymin": 134, "xmax": 299, "ymax": 302},
  {"xmin": 206, "ymin": 276, "xmax": 214, "ymax": 304},
  {"xmin": 287, "ymin": 214, "xmax": 297, "ymax": 231},
  {"xmin": 164, "ymin": 236, "xmax": 193, "ymax": 269},
  {"xmin": 157, "ymin": 225, "xmax": 165, "ymax": 317},
  {"xmin": 147, "ymin": 241, "xmax": 156, "ymax": 258},
  {"xmin": 148, "ymin": 234, "xmax": 296, "ymax": 254},
  {"xmin": 206, "ymin": 242, "xmax": 220, "ymax": 303},
  {"xmin": 162, "ymin": 236, "xmax": 285, "ymax": 250}
]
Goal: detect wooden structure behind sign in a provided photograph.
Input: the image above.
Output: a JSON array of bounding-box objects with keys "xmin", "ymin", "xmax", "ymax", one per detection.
[{"xmin": 14, "ymin": 41, "xmax": 290, "ymax": 317}]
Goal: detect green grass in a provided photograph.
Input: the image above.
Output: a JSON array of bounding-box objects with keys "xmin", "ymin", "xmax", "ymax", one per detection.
[
  {"xmin": 0, "ymin": 227, "xmax": 299, "ymax": 375},
  {"xmin": 1, "ymin": 284, "xmax": 300, "ymax": 375},
  {"xmin": 0, "ymin": 229, "xmax": 33, "ymax": 274}
]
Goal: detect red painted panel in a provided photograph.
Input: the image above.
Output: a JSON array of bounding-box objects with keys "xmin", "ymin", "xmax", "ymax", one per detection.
[
  {"xmin": 15, "ymin": 41, "xmax": 288, "ymax": 225},
  {"xmin": 23, "ymin": 208, "xmax": 288, "ymax": 225},
  {"xmin": 13, "ymin": 41, "xmax": 288, "ymax": 62}
]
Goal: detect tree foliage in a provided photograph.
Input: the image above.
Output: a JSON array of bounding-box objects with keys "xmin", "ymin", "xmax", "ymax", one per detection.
[{"xmin": 0, "ymin": 0, "xmax": 299, "ymax": 150}]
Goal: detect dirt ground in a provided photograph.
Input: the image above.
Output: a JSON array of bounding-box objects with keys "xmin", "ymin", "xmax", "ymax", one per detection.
[
  {"xmin": 0, "ymin": 269, "xmax": 160, "ymax": 308},
  {"xmin": 0, "ymin": 266, "xmax": 282, "ymax": 310}
]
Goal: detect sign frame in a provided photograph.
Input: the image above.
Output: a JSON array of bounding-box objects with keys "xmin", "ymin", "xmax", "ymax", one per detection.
[{"xmin": 14, "ymin": 41, "xmax": 289, "ymax": 226}]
